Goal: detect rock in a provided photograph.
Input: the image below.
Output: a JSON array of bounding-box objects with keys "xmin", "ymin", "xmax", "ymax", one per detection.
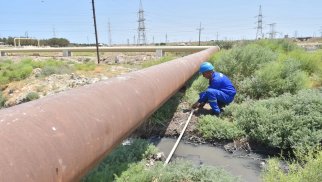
[{"xmin": 32, "ymin": 68, "xmax": 42, "ymax": 77}]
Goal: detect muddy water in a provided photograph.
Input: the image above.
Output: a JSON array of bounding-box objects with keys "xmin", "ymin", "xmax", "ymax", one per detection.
[{"xmin": 152, "ymin": 138, "xmax": 265, "ymax": 182}]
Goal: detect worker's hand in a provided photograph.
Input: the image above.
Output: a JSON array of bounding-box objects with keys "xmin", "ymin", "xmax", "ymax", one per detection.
[
  {"xmin": 192, "ymin": 102, "xmax": 200, "ymax": 109},
  {"xmin": 192, "ymin": 102, "xmax": 205, "ymax": 109},
  {"xmin": 199, "ymin": 102, "xmax": 205, "ymax": 108}
]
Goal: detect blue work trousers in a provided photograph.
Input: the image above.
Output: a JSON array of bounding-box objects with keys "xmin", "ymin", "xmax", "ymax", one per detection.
[{"xmin": 198, "ymin": 88, "xmax": 234, "ymax": 114}]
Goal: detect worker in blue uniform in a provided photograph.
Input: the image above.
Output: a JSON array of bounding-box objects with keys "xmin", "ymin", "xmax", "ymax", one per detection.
[{"xmin": 192, "ymin": 62, "xmax": 236, "ymax": 115}]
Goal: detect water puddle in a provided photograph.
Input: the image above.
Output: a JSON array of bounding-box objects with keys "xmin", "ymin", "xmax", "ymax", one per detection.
[{"xmin": 152, "ymin": 138, "xmax": 265, "ymax": 182}]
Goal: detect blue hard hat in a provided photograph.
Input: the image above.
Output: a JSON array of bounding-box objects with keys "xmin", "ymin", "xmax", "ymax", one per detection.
[{"xmin": 199, "ymin": 62, "xmax": 214, "ymax": 73}]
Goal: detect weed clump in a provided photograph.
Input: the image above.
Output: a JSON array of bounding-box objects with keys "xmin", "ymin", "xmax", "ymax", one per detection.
[
  {"xmin": 116, "ymin": 159, "xmax": 240, "ymax": 182},
  {"xmin": 22, "ymin": 92, "xmax": 40, "ymax": 103},
  {"xmin": 197, "ymin": 115, "xmax": 245, "ymax": 140},
  {"xmin": 83, "ymin": 139, "xmax": 158, "ymax": 182},
  {"xmin": 225, "ymin": 89, "xmax": 322, "ymax": 153}
]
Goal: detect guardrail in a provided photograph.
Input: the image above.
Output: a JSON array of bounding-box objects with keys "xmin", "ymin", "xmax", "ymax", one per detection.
[
  {"xmin": 0, "ymin": 46, "xmax": 220, "ymax": 181},
  {"xmin": 0, "ymin": 46, "xmax": 214, "ymax": 57}
]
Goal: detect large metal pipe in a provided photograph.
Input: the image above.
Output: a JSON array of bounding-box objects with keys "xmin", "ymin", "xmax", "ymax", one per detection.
[
  {"xmin": 0, "ymin": 47, "xmax": 219, "ymax": 181},
  {"xmin": 0, "ymin": 46, "xmax": 213, "ymax": 53}
]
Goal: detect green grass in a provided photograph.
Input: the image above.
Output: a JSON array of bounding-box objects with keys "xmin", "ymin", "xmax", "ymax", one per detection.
[
  {"xmin": 116, "ymin": 159, "xmax": 240, "ymax": 182},
  {"xmin": 0, "ymin": 91, "xmax": 5, "ymax": 108},
  {"xmin": 141, "ymin": 55, "xmax": 174, "ymax": 68},
  {"xmin": 197, "ymin": 115, "xmax": 245, "ymax": 140},
  {"xmin": 263, "ymin": 151, "xmax": 322, "ymax": 182},
  {"xmin": 82, "ymin": 139, "xmax": 158, "ymax": 182}
]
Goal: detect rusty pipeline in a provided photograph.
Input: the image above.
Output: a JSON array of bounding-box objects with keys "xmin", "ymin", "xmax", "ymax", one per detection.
[{"xmin": 0, "ymin": 46, "xmax": 219, "ymax": 181}]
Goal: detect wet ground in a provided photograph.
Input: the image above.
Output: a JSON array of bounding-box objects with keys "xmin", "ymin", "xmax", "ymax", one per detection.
[{"xmin": 151, "ymin": 137, "xmax": 266, "ymax": 182}]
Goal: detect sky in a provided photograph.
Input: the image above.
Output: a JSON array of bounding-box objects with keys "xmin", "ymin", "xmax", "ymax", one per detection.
[{"xmin": 1, "ymin": 0, "xmax": 322, "ymax": 44}]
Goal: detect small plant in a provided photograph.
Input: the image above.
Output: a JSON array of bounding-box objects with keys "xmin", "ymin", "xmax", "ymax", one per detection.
[
  {"xmin": 141, "ymin": 55, "xmax": 174, "ymax": 68},
  {"xmin": 197, "ymin": 115, "xmax": 245, "ymax": 140},
  {"xmin": 22, "ymin": 92, "xmax": 40, "ymax": 103},
  {"xmin": 0, "ymin": 91, "xmax": 6, "ymax": 108},
  {"xmin": 116, "ymin": 159, "xmax": 240, "ymax": 182},
  {"xmin": 74, "ymin": 62, "xmax": 96, "ymax": 71},
  {"xmin": 263, "ymin": 150, "xmax": 322, "ymax": 182},
  {"xmin": 82, "ymin": 139, "xmax": 158, "ymax": 182}
]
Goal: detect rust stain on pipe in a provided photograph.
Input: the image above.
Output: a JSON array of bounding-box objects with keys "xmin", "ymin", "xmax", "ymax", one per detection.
[{"xmin": 0, "ymin": 47, "xmax": 219, "ymax": 181}]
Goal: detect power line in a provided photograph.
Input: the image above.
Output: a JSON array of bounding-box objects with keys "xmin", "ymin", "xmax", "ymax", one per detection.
[{"xmin": 255, "ymin": 5, "xmax": 264, "ymax": 39}]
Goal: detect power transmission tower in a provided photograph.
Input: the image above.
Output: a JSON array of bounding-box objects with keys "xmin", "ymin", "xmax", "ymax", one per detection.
[
  {"xmin": 137, "ymin": 0, "xmax": 146, "ymax": 45},
  {"xmin": 133, "ymin": 35, "xmax": 136, "ymax": 45},
  {"xmin": 294, "ymin": 31, "xmax": 298, "ymax": 38},
  {"xmin": 108, "ymin": 19, "xmax": 112, "ymax": 46},
  {"xmin": 197, "ymin": 22, "xmax": 204, "ymax": 46},
  {"xmin": 268, "ymin": 23, "xmax": 277, "ymax": 39},
  {"xmin": 53, "ymin": 26, "xmax": 56, "ymax": 37},
  {"xmin": 255, "ymin": 5, "xmax": 264, "ymax": 39}
]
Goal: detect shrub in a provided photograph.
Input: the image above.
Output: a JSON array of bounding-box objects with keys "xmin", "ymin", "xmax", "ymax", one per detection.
[
  {"xmin": 197, "ymin": 115, "xmax": 245, "ymax": 140},
  {"xmin": 263, "ymin": 151, "xmax": 322, "ymax": 182},
  {"xmin": 74, "ymin": 62, "xmax": 96, "ymax": 71},
  {"xmin": 211, "ymin": 44, "xmax": 277, "ymax": 82},
  {"xmin": 116, "ymin": 159, "xmax": 240, "ymax": 182},
  {"xmin": 40, "ymin": 65, "xmax": 73, "ymax": 76},
  {"xmin": 83, "ymin": 139, "xmax": 158, "ymax": 182},
  {"xmin": 238, "ymin": 59, "xmax": 310, "ymax": 99},
  {"xmin": 0, "ymin": 91, "xmax": 6, "ymax": 108},
  {"xmin": 228, "ymin": 89, "xmax": 322, "ymax": 153},
  {"xmin": 22, "ymin": 92, "xmax": 40, "ymax": 103}
]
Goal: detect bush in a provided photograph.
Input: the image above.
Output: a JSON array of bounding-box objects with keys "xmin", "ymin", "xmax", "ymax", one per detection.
[
  {"xmin": 22, "ymin": 92, "xmax": 40, "ymax": 103},
  {"xmin": 40, "ymin": 65, "xmax": 73, "ymax": 76},
  {"xmin": 211, "ymin": 44, "xmax": 277, "ymax": 82},
  {"xmin": 238, "ymin": 59, "xmax": 310, "ymax": 100},
  {"xmin": 197, "ymin": 115, "xmax": 245, "ymax": 140},
  {"xmin": 184, "ymin": 75, "xmax": 208, "ymax": 104},
  {"xmin": 227, "ymin": 89, "xmax": 322, "ymax": 153},
  {"xmin": 82, "ymin": 139, "xmax": 158, "ymax": 182},
  {"xmin": 74, "ymin": 62, "xmax": 96, "ymax": 71},
  {"xmin": 263, "ymin": 151, "xmax": 322, "ymax": 182},
  {"xmin": 0, "ymin": 91, "xmax": 6, "ymax": 108},
  {"xmin": 116, "ymin": 159, "xmax": 240, "ymax": 182}
]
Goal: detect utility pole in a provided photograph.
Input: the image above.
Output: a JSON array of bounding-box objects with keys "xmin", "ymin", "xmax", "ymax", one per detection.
[
  {"xmin": 91, "ymin": 0, "xmax": 100, "ymax": 64},
  {"xmin": 268, "ymin": 23, "xmax": 277, "ymax": 39},
  {"xmin": 255, "ymin": 5, "xmax": 264, "ymax": 39},
  {"xmin": 137, "ymin": 0, "xmax": 146, "ymax": 45},
  {"xmin": 197, "ymin": 22, "xmax": 204, "ymax": 46},
  {"xmin": 152, "ymin": 36, "xmax": 155, "ymax": 45},
  {"xmin": 319, "ymin": 27, "xmax": 322, "ymax": 37},
  {"xmin": 108, "ymin": 19, "xmax": 112, "ymax": 46},
  {"xmin": 133, "ymin": 35, "xmax": 136, "ymax": 45},
  {"xmin": 127, "ymin": 39, "xmax": 130, "ymax": 46},
  {"xmin": 216, "ymin": 32, "xmax": 219, "ymax": 41},
  {"xmin": 165, "ymin": 33, "xmax": 168, "ymax": 44}
]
